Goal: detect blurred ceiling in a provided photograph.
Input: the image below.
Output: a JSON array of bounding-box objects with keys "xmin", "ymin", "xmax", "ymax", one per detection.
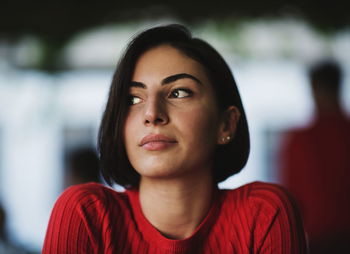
[
  {"xmin": 1, "ymin": 1, "xmax": 348, "ymax": 71},
  {"xmin": 1, "ymin": 1, "xmax": 349, "ymax": 42}
]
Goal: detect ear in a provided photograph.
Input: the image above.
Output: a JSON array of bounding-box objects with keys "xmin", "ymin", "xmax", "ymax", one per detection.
[{"xmin": 217, "ymin": 106, "xmax": 240, "ymax": 145}]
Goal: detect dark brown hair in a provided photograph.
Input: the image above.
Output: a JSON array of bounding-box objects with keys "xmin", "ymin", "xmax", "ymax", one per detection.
[{"xmin": 98, "ymin": 24, "xmax": 250, "ymax": 188}]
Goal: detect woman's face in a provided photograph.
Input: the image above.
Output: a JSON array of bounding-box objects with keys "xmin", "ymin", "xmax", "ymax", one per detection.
[{"xmin": 123, "ymin": 45, "xmax": 227, "ymax": 180}]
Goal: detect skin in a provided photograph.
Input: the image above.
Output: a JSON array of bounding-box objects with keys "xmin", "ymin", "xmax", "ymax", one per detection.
[{"xmin": 123, "ymin": 44, "xmax": 239, "ymax": 239}]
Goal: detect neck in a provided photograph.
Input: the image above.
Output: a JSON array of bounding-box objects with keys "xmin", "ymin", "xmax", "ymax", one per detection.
[
  {"xmin": 139, "ymin": 170, "xmax": 214, "ymax": 239},
  {"xmin": 315, "ymin": 102, "xmax": 342, "ymax": 117},
  {"xmin": 314, "ymin": 93, "xmax": 341, "ymax": 115}
]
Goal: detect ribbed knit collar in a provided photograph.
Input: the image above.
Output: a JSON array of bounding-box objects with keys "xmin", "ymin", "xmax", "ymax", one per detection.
[{"xmin": 126, "ymin": 187, "xmax": 221, "ymax": 252}]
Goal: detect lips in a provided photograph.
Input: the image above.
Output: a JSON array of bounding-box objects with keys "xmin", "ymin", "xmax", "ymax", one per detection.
[{"xmin": 139, "ymin": 134, "xmax": 177, "ymax": 151}]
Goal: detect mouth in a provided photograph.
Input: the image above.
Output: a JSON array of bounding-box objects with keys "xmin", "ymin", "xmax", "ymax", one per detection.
[{"xmin": 139, "ymin": 134, "xmax": 177, "ymax": 151}]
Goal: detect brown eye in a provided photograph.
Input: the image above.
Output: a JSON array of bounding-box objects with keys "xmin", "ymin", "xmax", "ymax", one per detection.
[{"xmin": 169, "ymin": 88, "xmax": 193, "ymax": 98}]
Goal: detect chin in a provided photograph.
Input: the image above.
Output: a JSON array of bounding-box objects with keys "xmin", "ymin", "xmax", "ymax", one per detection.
[
  {"xmin": 138, "ymin": 168, "xmax": 179, "ymax": 179},
  {"xmin": 136, "ymin": 164, "xmax": 188, "ymax": 181}
]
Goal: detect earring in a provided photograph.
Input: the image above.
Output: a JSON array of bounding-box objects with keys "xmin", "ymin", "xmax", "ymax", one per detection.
[{"xmin": 222, "ymin": 136, "xmax": 231, "ymax": 143}]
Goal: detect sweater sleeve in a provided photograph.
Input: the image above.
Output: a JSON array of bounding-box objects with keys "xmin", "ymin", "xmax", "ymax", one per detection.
[
  {"xmin": 248, "ymin": 182, "xmax": 307, "ymax": 254},
  {"xmin": 42, "ymin": 183, "xmax": 112, "ymax": 254}
]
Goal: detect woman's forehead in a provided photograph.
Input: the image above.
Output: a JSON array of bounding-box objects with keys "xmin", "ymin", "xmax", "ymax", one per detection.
[{"xmin": 132, "ymin": 45, "xmax": 211, "ymax": 85}]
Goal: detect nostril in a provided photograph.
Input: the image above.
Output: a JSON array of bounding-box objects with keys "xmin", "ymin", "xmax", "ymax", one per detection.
[
  {"xmin": 143, "ymin": 102, "xmax": 169, "ymax": 125},
  {"xmin": 145, "ymin": 117, "xmax": 165, "ymax": 125}
]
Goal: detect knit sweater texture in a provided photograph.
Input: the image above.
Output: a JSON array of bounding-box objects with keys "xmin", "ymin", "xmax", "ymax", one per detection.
[{"xmin": 43, "ymin": 181, "xmax": 306, "ymax": 253}]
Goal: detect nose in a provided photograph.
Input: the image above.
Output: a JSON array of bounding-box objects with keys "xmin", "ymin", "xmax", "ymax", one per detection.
[{"xmin": 144, "ymin": 98, "xmax": 169, "ymax": 126}]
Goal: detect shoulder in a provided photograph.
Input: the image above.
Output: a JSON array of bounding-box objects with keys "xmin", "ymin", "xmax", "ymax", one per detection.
[
  {"xmin": 247, "ymin": 181, "xmax": 295, "ymax": 207},
  {"xmin": 238, "ymin": 181, "xmax": 296, "ymax": 209},
  {"xmin": 44, "ymin": 183, "xmax": 129, "ymax": 253},
  {"xmin": 223, "ymin": 182, "xmax": 307, "ymax": 252},
  {"xmin": 225, "ymin": 181, "xmax": 291, "ymax": 200},
  {"xmin": 228, "ymin": 182, "xmax": 300, "ymax": 209},
  {"xmin": 52, "ymin": 182, "xmax": 128, "ymax": 215},
  {"xmin": 56, "ymin": 182, "xmax": 122, "ymax": 202},
  {"xmin": 224, "ymin": 181, "xmax": 301, "ymax": 221}
]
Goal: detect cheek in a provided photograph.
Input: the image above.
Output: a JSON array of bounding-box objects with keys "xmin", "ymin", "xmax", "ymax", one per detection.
[
  {"xmin": 175, "ymin": 107, "xmax": 220, "ymax": 169},
  {"xmin": 178, "ymin": 106, "xmax": 220, "ymax": 142}
]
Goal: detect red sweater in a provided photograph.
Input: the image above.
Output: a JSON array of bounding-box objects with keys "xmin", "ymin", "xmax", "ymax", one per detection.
[{"xmin": 43, "ymin": 182, "xmax": 306, "ymax": 253}]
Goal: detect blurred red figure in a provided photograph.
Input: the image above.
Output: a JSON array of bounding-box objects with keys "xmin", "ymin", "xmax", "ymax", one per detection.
[{"xmin": 279, "ymin": 61, "xmax": 350, "ymax": 253}]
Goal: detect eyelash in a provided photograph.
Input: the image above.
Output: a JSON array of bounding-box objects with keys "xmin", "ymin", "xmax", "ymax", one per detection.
[{"xmin": 128, "ymin": 88, "xmax": 193, "ymax": 106}]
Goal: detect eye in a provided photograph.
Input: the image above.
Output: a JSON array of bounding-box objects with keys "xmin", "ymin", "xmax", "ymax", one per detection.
[
  {"xmin": 128, "ymin": 95, "xmax": 142, "ymax": 105},
  {"xmin": 169, "ymin": 88, "xmax": 193, "ymax": 98}
]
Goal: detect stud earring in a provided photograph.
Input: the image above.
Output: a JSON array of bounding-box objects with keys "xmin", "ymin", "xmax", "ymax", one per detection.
[{"xmin": 222, "ymin": 136, "xmax": 231, "ymax": 143}]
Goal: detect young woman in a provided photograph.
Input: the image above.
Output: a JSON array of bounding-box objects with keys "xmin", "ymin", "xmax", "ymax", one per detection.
[{"xmin": 43, "ymin": 24, "xmax": 307, "ymax": 253}]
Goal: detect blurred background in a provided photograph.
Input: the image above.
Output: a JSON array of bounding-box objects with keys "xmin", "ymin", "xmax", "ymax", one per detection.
[{"xmin": 0, "ymin": 1, "xmax": 350, "ymax": 253}]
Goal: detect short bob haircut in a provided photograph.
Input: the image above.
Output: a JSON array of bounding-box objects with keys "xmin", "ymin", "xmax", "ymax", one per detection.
[{"xmin": 98, "ymin": 24, "xmax": 250, "ymax": 188}]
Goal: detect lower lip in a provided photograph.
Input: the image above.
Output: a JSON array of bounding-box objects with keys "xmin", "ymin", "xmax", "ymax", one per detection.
[{"xmin": 141, "ymin": 141, "xmax": 176, "ymax": 151}]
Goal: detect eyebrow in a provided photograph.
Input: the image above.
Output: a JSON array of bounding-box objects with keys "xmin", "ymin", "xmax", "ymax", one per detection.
[{"xmin": 130, "ymin": 73, "xmax": 202, "ymax": 88}]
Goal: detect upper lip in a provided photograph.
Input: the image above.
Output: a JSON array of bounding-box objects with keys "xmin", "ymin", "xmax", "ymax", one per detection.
[{"xmin": 139, "ymin": 134, "xmax": 177, "ymax": 146}]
